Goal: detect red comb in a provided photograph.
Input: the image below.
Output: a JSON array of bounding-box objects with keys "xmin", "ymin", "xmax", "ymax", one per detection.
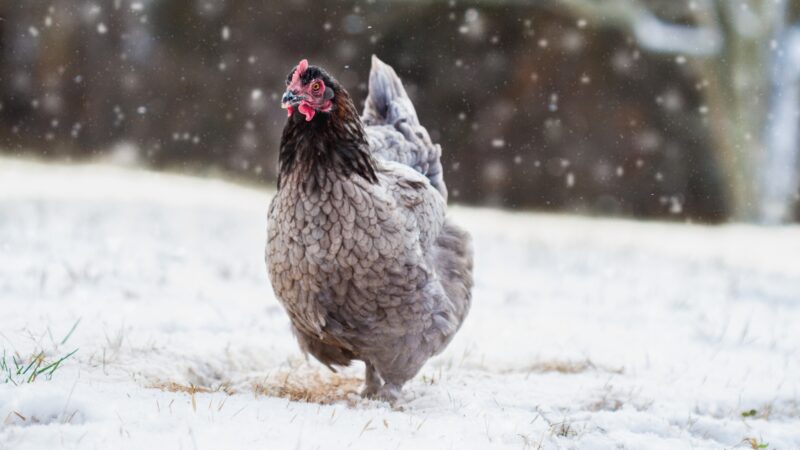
[{"xmin": 291, "ymin": 59, "xmax": 309, "ymax": 84}]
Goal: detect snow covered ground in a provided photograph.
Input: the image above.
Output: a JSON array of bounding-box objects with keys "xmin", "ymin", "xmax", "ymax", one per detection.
[{"xmin": 1, "ymin": 158, "xmax": 799, "ymax": 450}]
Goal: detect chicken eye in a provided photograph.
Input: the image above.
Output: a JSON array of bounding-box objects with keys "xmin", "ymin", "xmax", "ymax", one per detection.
[{"xmin": 311, "ymin": 82, "xmax": 321, "ymax": 92}]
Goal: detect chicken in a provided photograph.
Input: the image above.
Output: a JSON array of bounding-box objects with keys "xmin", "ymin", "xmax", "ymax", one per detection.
[{"xmin": 266, "ymin": 56, "xmax": 473, "ymax": 402}]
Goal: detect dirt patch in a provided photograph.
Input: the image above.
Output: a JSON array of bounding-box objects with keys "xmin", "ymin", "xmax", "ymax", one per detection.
[
  {"xmin": 504, "ymin": 359, "xmax": 624, "ymax": 375},
  {"xmin": 149, "ymin": 367, "xmax": 364, "ymax": 406},
  {"xmin": 252, "ymin": 371, "xmax": 363, "ymax": 405},
  {"xmin": 150, "ymin": 381, "xmax": 234, "ymax": 395}
]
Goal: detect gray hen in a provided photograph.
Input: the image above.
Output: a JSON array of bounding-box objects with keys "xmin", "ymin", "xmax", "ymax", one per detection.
[{"xmin": 266, "ymin": 55, "xmax": 473, "ymax": 402}]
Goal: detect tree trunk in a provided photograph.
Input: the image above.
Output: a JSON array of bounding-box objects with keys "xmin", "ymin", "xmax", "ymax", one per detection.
[
  {"xmin": 697, "ymin": 38, "xmax": 769, "ymax": 222},
  {"xmin": 761, "ymin": 27, "xmax": 800, "ymax": 223}
]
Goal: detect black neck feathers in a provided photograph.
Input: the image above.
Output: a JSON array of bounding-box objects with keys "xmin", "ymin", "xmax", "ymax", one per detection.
[{"xmin": 278, "ymin": 89, "xmax": 378, "ymax": 191}]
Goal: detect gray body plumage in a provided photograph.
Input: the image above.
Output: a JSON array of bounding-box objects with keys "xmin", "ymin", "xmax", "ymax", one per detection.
[{"xmin": 266, "ymin": 56, "xmax": 473, "ymax": 401}]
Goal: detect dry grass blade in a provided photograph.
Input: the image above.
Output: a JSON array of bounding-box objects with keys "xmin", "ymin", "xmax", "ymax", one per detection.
[
  {"xmin": 191, "ymin": 385, "xmax": 197, "ymax": 412},
  {"xmin": 359, "ymin": 419, "xmax": 373, "ymax": 437}
]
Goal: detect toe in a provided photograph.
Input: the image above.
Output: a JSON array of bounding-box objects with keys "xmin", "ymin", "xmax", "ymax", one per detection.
[
  {"xmin": 360, "ymin": 385, "xmax": 379, "ymax": 398},
  {"xmin": 375, "ymin": 384, "xmax": 401, "ymax": 404}
]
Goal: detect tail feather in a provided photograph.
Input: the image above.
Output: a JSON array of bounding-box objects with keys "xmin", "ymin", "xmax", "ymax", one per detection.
[
  {"xmin": 362, "ymin": 55, "xmax": 419, "ymax": 126},
  {"xmin": 362, "ymin": 55, "xmax": 447, "ymax": 200}
]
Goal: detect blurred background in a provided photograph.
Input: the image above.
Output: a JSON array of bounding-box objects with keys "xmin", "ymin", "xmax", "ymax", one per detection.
[{"xmin": 1, "ymin": 0, "xmax": 799, "ymax": 223}]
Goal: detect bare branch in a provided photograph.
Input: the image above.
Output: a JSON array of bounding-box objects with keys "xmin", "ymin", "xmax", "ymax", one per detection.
[{"xmin": 554, "ymin": 0, "xmax": 722, "ymax": 55}]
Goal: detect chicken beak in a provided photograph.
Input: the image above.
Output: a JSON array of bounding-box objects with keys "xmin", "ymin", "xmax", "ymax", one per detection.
[{"xmin": 281, "ymin": 91, "xmax": 301, "ymax": 109}]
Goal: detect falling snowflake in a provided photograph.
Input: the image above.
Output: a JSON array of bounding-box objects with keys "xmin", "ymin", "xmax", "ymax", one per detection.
[
  {"xmin": 669, "ymin": 197, "xmax": 683, "ymax": 214},
  {"xmin": 548, "ymin": 93, "xmax": 559, "ymax": 112}
]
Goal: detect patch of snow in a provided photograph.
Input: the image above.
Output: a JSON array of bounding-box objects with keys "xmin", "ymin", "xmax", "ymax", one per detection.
[
  {"xmin": 0, "ymin": 158, "xmax": 798, "ymax": 449},
  {"xmin": 0, "ymin": 383, "xmax": 98, "ymax": 427}
]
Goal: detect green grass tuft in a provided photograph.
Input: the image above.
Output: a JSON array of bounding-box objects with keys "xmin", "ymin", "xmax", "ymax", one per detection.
[
  {"xmin": 741, "ymin": 409, "xmax": 758, "ymax": 418},
  {"xmin": 1, "ymin": 320, "xmax": 80, "ymax": 385}
]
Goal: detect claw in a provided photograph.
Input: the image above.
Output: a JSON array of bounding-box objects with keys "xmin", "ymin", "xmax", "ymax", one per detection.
[
  {"xmin": 360, "ymin": 385, "xmax": 380, "ymax": 398},
  {"xmin": 374, "ymin": 383, "xmax": 401, "ymax": 404}
]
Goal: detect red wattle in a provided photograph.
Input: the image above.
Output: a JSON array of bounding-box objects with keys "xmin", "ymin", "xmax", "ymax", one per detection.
[
  {"xmin": 298, "ymin": 103, "xmax": 316, "ymax": 121},
  {"xmin": 286, "ymin": 105, "xmax": 294, "ymax": 117}
]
